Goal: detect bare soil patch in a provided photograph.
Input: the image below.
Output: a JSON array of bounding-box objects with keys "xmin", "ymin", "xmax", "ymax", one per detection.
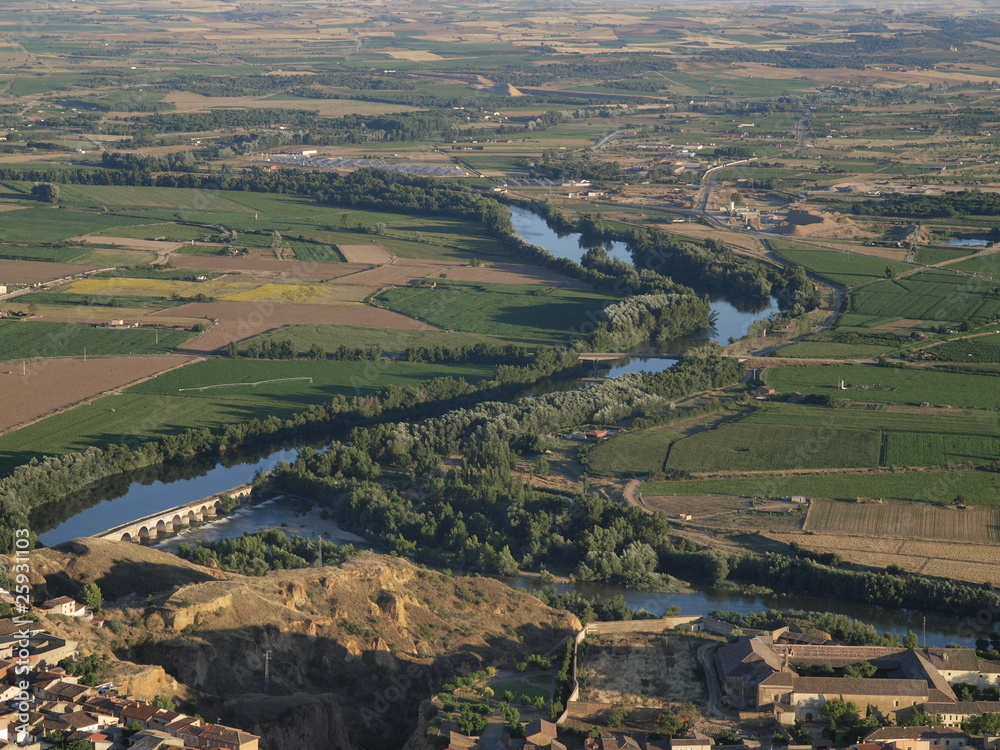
[
  {"xmin": 0, "ymin": 259, "xmax": 98, "ymax": 285},
  {"xmin": 76, "ymin": 236, "xmax": 184, "ymax": 253},
  {"xmin": 0, "ymin": 205, "xmax": 27, "ymax": 213},
  {"xmin": 337, "ymin": 244, "xmax": 394, "ymax": 264},
  {"xmin": 579, "ymin": 633, "xmax": 706, "ymax": 708},
  {"xmin": 333, "ymin": 259, "xmax": 451, "ymax": 287},
  {"xmin": 0, "ymin": 355, "xmax": 196, "ymax": 434},
  {"xmin": 442, "ymin": 262, "xmax": 587, "ymax": 288},
  {"xmin": 805, "ymin": 497, "xmax": 999, "ymax": 544},
  {"xmin": 158, "ymin": 301, "xmax": 436, "ymax": 353},
  {"xmin": 775, "ymin": 208, "xmax": 867, "ymax": 239}
]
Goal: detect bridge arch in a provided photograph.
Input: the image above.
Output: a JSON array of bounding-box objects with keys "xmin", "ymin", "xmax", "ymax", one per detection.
[
  {"xmin": 138, "ymin": 525, "xmax": 153, "ymax": 541},
  {"xmin": 120, "ymin": 532, "xmax": 132, "ymax": 542},
  {"xmin": 155, "ymin": 519, "xmax": 169, "ymax": 536},
  {"xmin": 187, "ymin": 509, "xmax": 199, "ymax": 525},
  {"xmin": 172, "ymin": 514, "xmax": 184, "ymax": 529}
]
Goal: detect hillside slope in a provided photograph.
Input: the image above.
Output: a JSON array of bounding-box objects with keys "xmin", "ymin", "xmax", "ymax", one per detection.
[{"xmin": 26, "ymin": 541, "xmax": 579, "ymax": 750}]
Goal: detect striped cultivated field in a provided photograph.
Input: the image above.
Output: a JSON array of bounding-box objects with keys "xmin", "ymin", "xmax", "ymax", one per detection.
[{"xmin": 805, "ymin": 497, "xmax": 1000, "ymax": 544}]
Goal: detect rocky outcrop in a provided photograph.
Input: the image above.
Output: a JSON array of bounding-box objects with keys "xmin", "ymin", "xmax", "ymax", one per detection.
[{"xmin": 38, "ymin": 544, "xmax": 578, "ymax": 750}]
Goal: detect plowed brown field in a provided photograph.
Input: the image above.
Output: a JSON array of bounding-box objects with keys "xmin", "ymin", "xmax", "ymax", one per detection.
[
  {"xmin": 159, "ymin": 300, "xmax": 436, "ymax": 353},
  {"xmin": 0, "ymin": 259, "xmax": 98, "ymax": 285},
  {"xmin": 0, "ymin": 354, "xmax": 197, "ymax": 434}
]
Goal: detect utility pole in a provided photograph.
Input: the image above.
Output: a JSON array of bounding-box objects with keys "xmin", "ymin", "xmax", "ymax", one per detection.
[{"xmin": 264, "ymin": 650, "xmax": 272, "ymax": 695}]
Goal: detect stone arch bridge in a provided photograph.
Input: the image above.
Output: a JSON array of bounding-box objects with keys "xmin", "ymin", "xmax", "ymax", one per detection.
[{"xmin": 93, "ymin": 483, "xmax": 253, "ymax": 543}]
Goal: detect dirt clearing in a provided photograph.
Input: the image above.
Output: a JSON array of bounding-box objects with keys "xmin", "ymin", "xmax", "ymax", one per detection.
[
  {"xmin": 76, "ymin": 236, "xmax": 185, "ymax": 253},
  {"xmin": 0, "ymin": 354, "xmax": 197, "ymax": 434},
  {"xmin": 337, "ymin": 244, "xmax": 394, "ymax": 264},
  {"xmin": 579, "ymin": 633, "xmax": 706, "ymax": 708}
]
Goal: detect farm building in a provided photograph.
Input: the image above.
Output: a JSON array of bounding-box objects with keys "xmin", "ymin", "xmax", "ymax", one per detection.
[{"xmin": 717, "ymin": 638, "xmax": 1000, "ymax": 725}]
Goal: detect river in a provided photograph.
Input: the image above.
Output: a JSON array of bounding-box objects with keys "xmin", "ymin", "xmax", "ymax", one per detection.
[
  {"xmin": 29, "ymin": 206, "xmax": 964, "ymax": 647},
  {"xmin": 509, "ymin": 204, "xmax": 777, "ymax": 346}
]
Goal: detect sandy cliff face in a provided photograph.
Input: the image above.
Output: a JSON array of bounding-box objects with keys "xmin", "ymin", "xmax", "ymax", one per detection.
[{"xmin": 32, "ymin": 541, "xmax": 578, "ymax": 750}]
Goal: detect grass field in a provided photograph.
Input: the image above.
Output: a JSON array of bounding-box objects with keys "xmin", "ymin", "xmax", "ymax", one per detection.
[
  {"xmin": 773, "ymin": 341, "xmax": 896, "ymax": 359},
  {"xmin": 640, "ymin": 469, "xmax": 1000, "ymax": 505},
  {"xmin": 0, "ymin": 321, "xmax": 192, "ymax": 360},
  {"xmin": 763, "ymin": 364, "xmax": 1000, "ymax": 409},
  {"xmin": 375, "ymin": 282, "xmax": 616, "ymax": 344},
  {"xmin": 0, "ymin": 208, "xmax": 148, "ymax": 244},
  {"xmin": 636, "ymin": 402, "xmax": 1000, "ymax": 473},
  {"xmin": 769, "ymin": 240, "xmax": 914, "ymax": 286},
  {"xmin": 847, "ymin": 270, "xmax": 1000, "ymax": 324},
  {"xmin": 912, "ymin": 247, "xmax": 974, "ymax": 265},
  {"xmin": 0, "ymin": 358, "xmax": 495, "ymax": 472},
  {"xmin": 587, "ymin": 425, "xmax": 684, "ymax": 475},
  {"xmin": 665, "ymin": 422, "xmax": 882, "ymax": 472},
  {"xmin": 947, "ymin": 253, "xmax": 1000, "ymax": 279}
]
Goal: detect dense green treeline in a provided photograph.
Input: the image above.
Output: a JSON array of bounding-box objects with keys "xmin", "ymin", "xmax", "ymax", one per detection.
[
  {"xmin": 176, "ymin": 529, "xmax": 355, "ymax": 575},
  {"xmin": 269, "ymin": 350, "xmax": 745, "ymax": 584},
  {"xmin": 853, "ymin": 190, "xmax": 1000, "ymax": 219}
]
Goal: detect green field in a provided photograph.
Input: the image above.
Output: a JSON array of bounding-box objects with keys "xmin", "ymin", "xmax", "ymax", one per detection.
[
  {"xmin": 3, "ymin": 186, "xmax": 516, "ymax": 263},
  {"xmin": 763, "ymin": 364, "xmax": 1000, "ymax": 409},
  {"xmin": 620, "ymin": 402, "xmax": 1000, "ymax": 473},
  {"xmin": 0, "ymin": 321, "xmax": 192, "ymax": 360},
  {"xmin": 769, "ymin": 240, "xmax": 914, "ymax": 286},
  {"xmin": 665, "ymin": 422, "xmax": 882, "ymax": 472},
  {"xmin": 847, "ymin": 271, "xmax": 1000, "ymax": 324},
  {"xmin": 586, "ymin": 425, "xmax": 685, "ymax": 475},
  {"xmin": 0, "ymin": 359, "xmax": 495, "ymax": 473},
  {"xmin": 0, "ymin": 208, "xmax": 149, "ymax": 244},
  {"xmin": 770, "ymin": 341, "xmax": 894, "ymax": 359},
  {"xmin": 242, "ymin": 324, "xmax": 526, "ymax": 355},
  {"xmin": 930, "ymin": 334, "xmax": 1000, "ymax": 363},
  {"xmin": 639, "ymin": 470, "xmax": 1000, "ymax": 505},
  {"xmin": 375, "ymin": 282, "xmax": 616, "ymax": 344},
  {"xmin": 947, "ymin": 253, "xmax": 1000, "ymax": 279},
  {"xmin": 912, "ymin": 246, "xmax": 974, "ymax": 265}
]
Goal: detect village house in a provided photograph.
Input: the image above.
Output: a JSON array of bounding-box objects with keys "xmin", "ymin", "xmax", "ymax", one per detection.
[
  {"xmin": 525, "ymin": 719, "xmax": 559, "ymax": 747},
  {"xmin": 38, "ymin": 596, "xmax": 89, "ymax": 618}
]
